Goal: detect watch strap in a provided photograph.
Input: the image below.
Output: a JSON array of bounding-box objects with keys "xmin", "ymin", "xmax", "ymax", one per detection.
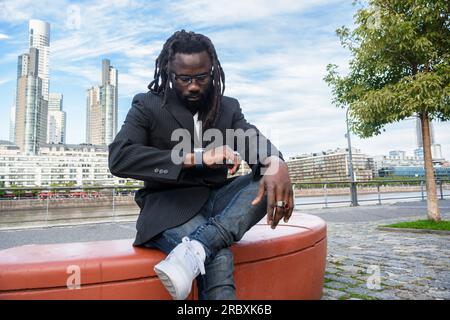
[{"xmin": 194, "ymin": 148, "xmax": 204, "ymax": 169}]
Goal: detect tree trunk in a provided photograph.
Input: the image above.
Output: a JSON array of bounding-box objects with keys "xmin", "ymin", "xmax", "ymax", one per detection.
[{"xmin": 420, "ymin": 111, "xmax": 441, "ymax": 222}]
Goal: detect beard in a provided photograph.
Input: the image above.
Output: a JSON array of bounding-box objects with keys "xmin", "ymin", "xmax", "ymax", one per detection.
[{"xmin": 174, "ymin": 84, "xmax": 212, "ymax": 116}]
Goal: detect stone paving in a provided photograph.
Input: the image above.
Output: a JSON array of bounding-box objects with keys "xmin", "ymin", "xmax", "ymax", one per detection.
[
  {"xmin": 321, "ymin": 220, "xmax": 450, "ymax": 300},
  {"xmin": 295, "ymin": 201, "xmax": 450, "ymax": 300}
]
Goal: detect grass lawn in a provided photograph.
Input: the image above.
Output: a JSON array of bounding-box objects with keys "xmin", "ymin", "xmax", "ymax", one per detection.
[{"xmin": 382, "ymin": 220, "xmax": 450, "ymax": 231}]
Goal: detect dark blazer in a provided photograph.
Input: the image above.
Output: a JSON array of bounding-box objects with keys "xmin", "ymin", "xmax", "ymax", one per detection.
[{"xmin": 108, "ymin": 89, "xmax": 282, "ymax": 246}]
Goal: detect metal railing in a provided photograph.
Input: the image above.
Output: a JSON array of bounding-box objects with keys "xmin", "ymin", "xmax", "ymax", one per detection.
[
  {"xmin": 0, "ymin": 185, "xmax": 141, "ymax": 228},
  {"xmin": 0, "ymin": 179, "xmax": 448, "ymax": 228},
  {"xmin": 293, "ymin": 179, "xmax": 449, "ymax": 208}
]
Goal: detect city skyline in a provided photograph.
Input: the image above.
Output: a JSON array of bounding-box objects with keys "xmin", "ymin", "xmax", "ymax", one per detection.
[{"xmin": 0, "ymin": 1, "xmax": 449, "ymax": 160}]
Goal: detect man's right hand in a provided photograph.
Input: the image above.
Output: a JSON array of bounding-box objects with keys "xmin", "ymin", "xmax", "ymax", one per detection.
[{"xmin": 203, "ymin": 146, "xmax": 240, "ymax": 175}]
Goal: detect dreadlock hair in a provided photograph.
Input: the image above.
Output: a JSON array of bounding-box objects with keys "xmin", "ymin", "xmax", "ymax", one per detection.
[{"xmin": 148, "ymin": 30, "xmax": 225, "ymax": 129}]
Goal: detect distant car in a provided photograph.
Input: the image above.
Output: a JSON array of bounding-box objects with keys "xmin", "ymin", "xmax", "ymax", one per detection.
[
  {"xmin": 39, "ymin": 191, "xmax": 56, "ymax": 200},
  {"xmin": 69, "ymin": 191, "xmax": 88, "ymax": 198},
  {"xmin": 1, "ymin": 193, "xmax": 15, "ymax": 200}
]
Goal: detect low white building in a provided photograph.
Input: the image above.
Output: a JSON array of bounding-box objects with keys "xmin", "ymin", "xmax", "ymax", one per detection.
[
  {"xmin": 0, "ymin": 141, "xmax": 139, "ymax": 187},
  {"xmin": 374, "ymin": 152, "xmax": 424, "ymax": 165},
  {"xmin": 287, "ymin": 148, "xmax": 375, "ymax": 182},
  {"xmin": 373, "ymin": 151, "xmax": 424, "ymax": 177}
]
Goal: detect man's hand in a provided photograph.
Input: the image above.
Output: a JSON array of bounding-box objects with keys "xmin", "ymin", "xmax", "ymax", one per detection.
[
  {"xmin": 202, "ymin": 145, "xmax": 241, "ymax": 175},
  {"xmin": 251, "ymin": 156, "xmax": 294, "ymax": 229}
]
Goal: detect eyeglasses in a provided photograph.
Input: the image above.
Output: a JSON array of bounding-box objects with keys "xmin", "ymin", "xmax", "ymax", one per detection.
[{"xmin": 172, "ymin": 72, "xmax": 212, "ymax": 86}]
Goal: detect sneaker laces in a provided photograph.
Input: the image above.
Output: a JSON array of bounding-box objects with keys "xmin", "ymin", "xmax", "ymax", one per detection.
[{"xmin": 181, "ymin": 237, "xmax": 206, "ymax": 275}]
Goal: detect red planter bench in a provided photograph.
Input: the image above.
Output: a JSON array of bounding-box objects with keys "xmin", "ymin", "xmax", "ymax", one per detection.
[{"xmin": 0, "ymin": 213, "xmax": 326, "ymax": 300}]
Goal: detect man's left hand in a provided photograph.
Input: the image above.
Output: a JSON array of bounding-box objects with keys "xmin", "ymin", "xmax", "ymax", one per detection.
[{"xmin": 251, "ymin": 156, "xmax": 294, "ymax": 229}]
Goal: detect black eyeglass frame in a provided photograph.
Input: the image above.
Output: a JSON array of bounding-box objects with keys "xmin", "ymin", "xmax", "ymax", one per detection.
[{"xmin": 171, "ymin": 71, "xmax": 213, "ymax": 86}]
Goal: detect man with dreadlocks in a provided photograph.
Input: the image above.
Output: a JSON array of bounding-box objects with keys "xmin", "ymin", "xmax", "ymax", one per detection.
[{"xmin": 109, "ymin": 30, "xmax": 293, "ymax": 300}]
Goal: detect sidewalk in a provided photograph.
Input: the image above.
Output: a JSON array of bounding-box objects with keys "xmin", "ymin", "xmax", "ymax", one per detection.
[
  {"xmin": 1, "ymin": 200, "xmax": 449, "ymax": 300},
  {"xmin": 292, "ymin": 199, "xmax": 450, "ymax": 300}
]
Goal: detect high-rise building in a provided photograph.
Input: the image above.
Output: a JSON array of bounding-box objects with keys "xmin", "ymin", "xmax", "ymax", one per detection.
[
  {"xmin": 47, "ymin": 93, "xmax": 66, "ymax": 144},
  {"xmin": 15, "ymin": 47, "xmax": 48, "ymax": 154},
  {"xmin": 431, "ymin": 144, "xmax": 443, "ymax": 161},
  {"xmin": 9, "ymin": 53, "xmax": 31, "ymax": 143},
  {"xmin": 86, "ymin": 86, "xmax": 102, "ymax": 145},
  {"xmin": 388, "ymin": 150, "xmax": 406, "ymax": 160},
  {"xmin": 28, "ymin": 20, "xmax": 50, "ymax": 101},
  {"xmin": 415, "ymin": 117, "xmax": 442, "ymax": 161},
  {"xmin": 414, "ymin": 147, "xmax": 424, "ymax": 160},
  {"xmin": 9, "ymin": 103, "xmax": 15, "ymax": 143},
  {"xmin": 86, "ymin": 59, "xmax": 118, "ymax": 146},
  {"xmin": 102, "ymin": 59, "xmax": 118, "ymax": 146},
  {"xmin": 14, "ymin": 20, "xmax": 51, "ymax": 155},
  {"xmin": 17, "ymin": 53, "xmax": 29, "ymax": 79},
  {"xmin": 416, "ymin": 117, "xmax": 435, "ymax": 148}
]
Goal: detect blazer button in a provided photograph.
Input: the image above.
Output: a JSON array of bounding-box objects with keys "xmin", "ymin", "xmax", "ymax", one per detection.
[
  {"xmin": 163, "ymin": 169, "xmax": 168, "ymax": 174},
  {"xmin": 159, "ymin": 169, "xmax": 164, "ymax": 174},
  {"xmin": 154, "ymin": 168, "xmax": 159, "ymax": 173}
]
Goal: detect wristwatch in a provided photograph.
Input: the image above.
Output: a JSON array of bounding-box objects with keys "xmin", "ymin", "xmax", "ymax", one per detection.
[{"xmin": 194, "ymin": 148, "xmax": 205, "ymax": 169}]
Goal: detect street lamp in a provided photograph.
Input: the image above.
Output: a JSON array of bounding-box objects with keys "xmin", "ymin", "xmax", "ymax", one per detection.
[{"xmin": 346, "ymin": 107, "xmax": 359, "ymax": 206}]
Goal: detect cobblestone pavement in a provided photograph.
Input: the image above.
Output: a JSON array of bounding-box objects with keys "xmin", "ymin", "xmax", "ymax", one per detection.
[{"xmin": 294, "ymin": 201, "xmax": 450, "ymax": 300}]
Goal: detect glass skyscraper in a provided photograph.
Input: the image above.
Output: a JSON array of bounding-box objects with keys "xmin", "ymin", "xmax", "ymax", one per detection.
[
  {"xmin": 47, "ymin": 93, "xmax": 66, "ymax": 144},
  {"xmin": 28, "ymin": 19, "xmax": 50, "ymax": 101},
  {"xmin": 15, "ymin": 47, "xmax": 48, "ymax": 154},
  {"xmin": 14, "ymin": 20, "xmax": 51, "ymax": 154},
  {"xmin": 86, "ymin": 59, "xmax": 118, "ymax": 146}
]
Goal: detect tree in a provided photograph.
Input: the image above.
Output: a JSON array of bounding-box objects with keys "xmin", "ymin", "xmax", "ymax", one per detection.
[{"xmin": 325, "ymin": 0, "xmax": 449, "ymax": 222}]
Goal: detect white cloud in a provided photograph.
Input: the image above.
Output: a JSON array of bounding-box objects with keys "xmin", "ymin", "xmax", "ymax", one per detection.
[
  {"xmin": 0, "ymin": 78, "xmax": 12, "ymax": 86},
  {"xmin": 0, "ymin": 0, "xmax": 67, "ymax": 24},
  {"xmin": 48, "ymin": 1, "xmax": 167, "ymax": 90},
  {"xmin": 0, "ymin": 33, "xmax": 9, "ymax": 40},
  {"xmin": 169, "ymin": 0, "xmax": 343, "ymax": 25},
  {"xmin": 124, "ymin": 42, "xmax": 165, "ymax": 59}
]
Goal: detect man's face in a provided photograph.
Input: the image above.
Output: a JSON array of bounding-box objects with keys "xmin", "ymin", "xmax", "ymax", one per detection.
[{"xmin": 170, "ymin": 51, "xmax": 212, "ymax": 111}]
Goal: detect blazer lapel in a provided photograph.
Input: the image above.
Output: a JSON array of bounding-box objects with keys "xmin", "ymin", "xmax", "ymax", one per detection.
[{"xmin": 164, "ymin": 90, "xmax": 195, "ymax": 144}]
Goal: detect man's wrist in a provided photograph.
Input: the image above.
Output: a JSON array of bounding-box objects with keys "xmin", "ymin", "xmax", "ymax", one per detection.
[
  {"xmin": 194, "ymin": 148, "xmax": 205, "ymax": 169},
  {"xmin": 261, "ymin": 155, "xmax": 283, "ymax": 166}
]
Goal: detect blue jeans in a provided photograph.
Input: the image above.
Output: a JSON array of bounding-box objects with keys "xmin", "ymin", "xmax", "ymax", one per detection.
[{"xmin": 145, "ymin": 173, "xmax": 267, "ymax": 300}]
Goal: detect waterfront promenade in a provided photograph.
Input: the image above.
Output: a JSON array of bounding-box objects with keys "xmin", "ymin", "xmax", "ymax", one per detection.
[{"xmin": 0, "ymin": 199, "xmax": 449, "ymax": 300}]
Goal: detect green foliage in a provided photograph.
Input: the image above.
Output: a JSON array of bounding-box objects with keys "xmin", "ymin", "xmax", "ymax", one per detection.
[{"xmin": 324, "ymin": 0, "xmax": 450, "ymax": 137}]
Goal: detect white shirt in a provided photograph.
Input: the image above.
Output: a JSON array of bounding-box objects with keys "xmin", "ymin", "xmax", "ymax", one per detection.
[{"xmin": 193, "ymin": 112, "xmax": 201, "ymax": 143}]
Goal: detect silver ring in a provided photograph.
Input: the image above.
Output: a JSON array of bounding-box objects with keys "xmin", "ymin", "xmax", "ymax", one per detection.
[{"xmin": 276, "ymin": 200, "xmax": 286, "ymax": 208}]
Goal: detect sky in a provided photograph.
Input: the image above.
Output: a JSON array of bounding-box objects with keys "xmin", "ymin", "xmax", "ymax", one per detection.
[{"xmin": 0, "ymin": 0, "xmax": 448, "ymax": 160}]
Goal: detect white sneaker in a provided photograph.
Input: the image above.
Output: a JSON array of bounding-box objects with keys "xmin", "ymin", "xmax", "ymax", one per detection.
[{"xmin": 154, "ymin": 237, "xmax": 206, "ymax": 300}]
